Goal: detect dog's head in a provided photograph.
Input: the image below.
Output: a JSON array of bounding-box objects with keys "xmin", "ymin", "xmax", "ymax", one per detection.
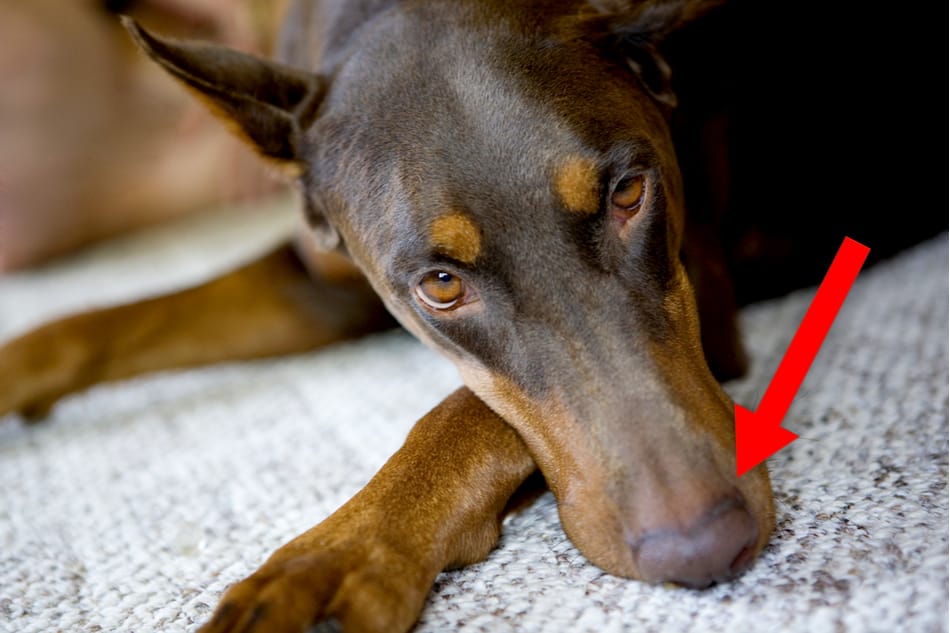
[{"xmin": 126, "ymin": 0, "xmax": 773, "ymax": 587}]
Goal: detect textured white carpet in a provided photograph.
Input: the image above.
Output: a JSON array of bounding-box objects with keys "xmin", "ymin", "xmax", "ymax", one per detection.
[{"xmin": 1, "ymin": 199, "xmax": 947, "ymax": 633}]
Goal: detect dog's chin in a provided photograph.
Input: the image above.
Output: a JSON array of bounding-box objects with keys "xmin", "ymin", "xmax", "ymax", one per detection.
[{"xmin": 555, "ymin": 495, "xmax": 640, "ymax": 578}]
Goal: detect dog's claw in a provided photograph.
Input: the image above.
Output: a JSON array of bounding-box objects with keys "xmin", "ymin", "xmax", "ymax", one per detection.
[
  {"xmin": 19, "ymin": 399, "xmax": 56, "ymax": 422},
  {"xmin": 310, "ymin": 618, "xmax": 344, "ymax": 633}
]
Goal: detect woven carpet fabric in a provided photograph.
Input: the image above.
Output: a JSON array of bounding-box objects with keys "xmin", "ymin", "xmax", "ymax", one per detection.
[{"xmin": 0, "ymin": 201, "xmax": 947, "ymax": 633}]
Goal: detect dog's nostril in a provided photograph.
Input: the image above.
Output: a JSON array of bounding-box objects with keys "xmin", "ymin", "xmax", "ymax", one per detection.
[{"xmin": 632, "ymin": 498, "xmax": 758, "ymax": 589}]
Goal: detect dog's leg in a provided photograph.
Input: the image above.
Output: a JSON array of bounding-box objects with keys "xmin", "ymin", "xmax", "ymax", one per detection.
[
  {"xmin": 200, "ymin": 387, "xmax": 537, "ymax": 633},
  {"xmin": 0, "ymin": 244, "xmax": 394, "ymax": 419}
]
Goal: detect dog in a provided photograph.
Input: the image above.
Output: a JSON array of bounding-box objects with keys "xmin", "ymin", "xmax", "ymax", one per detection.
[{"xmin": 0, "ymin": 1, "xmax": 785, "ymax": 631}]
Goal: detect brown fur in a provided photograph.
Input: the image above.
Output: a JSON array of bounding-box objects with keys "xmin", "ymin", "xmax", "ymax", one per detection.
[
  {"xmin": 201, "ymin": 388, "xmax": 536, "ymax": 632},
  {"xmin": 0, "ymin": 246, "xmax": 392, "ymax": 419}
]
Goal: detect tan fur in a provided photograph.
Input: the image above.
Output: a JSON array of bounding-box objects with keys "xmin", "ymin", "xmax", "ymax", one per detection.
[
  {"xmin": 429, "ymin": 213, "xmax": 482, "ymax": 264},
  {"xmin": 554, "ymin": 156, "xmax": 600, "ymax": 215},
  {"xmin": 458, "ymin": 365, "xmax": 636, "ymax": 575}
]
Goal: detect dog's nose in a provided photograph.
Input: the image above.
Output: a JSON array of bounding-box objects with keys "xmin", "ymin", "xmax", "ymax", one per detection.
[{"xmin": 632, "ymin": 497, "xmax": 758, "ymax": 588}]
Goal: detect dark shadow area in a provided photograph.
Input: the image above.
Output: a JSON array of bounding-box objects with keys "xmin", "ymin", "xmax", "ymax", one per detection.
[{"xmin": 667, "ymin": 1, "xmax": 945, "ymax": 305}]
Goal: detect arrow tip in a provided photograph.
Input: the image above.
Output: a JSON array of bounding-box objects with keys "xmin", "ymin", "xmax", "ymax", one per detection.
[{"xmin": 735, "ymin": 404, "xmax": 799, "ymax": 477}]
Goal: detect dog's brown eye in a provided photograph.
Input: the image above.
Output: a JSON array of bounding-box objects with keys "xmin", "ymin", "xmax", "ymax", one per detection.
[
  {"xmin": 611, "ymin": 175, "xmax": 645, "ymax": 211},
  {"xmin": 417, "ymin": 271, "xmax": 466, "ymax": 310}
]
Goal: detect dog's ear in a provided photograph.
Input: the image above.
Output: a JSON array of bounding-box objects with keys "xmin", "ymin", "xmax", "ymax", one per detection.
[
  {"xmin": 123, "ymin": 18, "xmax": 342, "ymax": 250},
  {"xmin": 122, "ymin": 17, "xmax": 324, "ymax": 171},
  {"xmin": 583, "ymin": 0, "xmax": 724, "ymax": 107}
]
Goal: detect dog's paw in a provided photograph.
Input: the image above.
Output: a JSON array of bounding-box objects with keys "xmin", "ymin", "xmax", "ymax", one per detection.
[
  {"xmin": 199, "ymin": 544, "xmax": 431, "ymax": 633},
  {"xmin": 0, "ymin": 324, "xmax": 90, "ymax": 420}
]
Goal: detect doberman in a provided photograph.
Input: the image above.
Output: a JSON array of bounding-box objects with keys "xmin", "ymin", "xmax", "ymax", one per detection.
[{"xmin": 0, "ymin": 1, "xmax": 781, "ymax": 631}]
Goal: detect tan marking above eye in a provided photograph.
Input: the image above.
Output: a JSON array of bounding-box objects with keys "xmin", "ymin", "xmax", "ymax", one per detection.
[
  {"xmin": 429, "ymin": 213, "xmax": 482, "ymax": 265},
  {"xmin": 555, "ymin": 156, "xmax": 600, "ymax": 215},
  {"xmin": 417, "ymin": 271, "xmax": 465, "ymax": 310},
  {"xmin": 611, "ymin": 175, "xmax": 645, "ymax": 211}
]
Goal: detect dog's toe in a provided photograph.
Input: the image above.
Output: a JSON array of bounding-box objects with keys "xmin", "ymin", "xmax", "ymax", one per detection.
[{"xmin": 199, "ymin": 544, "xmax": 429, "ymax": 633}]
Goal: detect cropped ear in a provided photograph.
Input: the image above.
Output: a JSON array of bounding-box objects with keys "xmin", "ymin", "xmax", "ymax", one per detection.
[
  {"xmin": 583, "ymin": 0, "xmax": 724, "ymax": 107},
  {"xmin": 122, "ymin": 17, "xmax": 325, "ymax": 170}
]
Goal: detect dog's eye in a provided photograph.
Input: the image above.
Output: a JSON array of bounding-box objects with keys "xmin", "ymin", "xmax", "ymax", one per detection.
[
  {"xmin": 416, "ymin": 271, "xmax": 466, "ymax": 310},
  {"xmin": 611, "ymin": 175, "xmax": 644, "ymax": 212}
]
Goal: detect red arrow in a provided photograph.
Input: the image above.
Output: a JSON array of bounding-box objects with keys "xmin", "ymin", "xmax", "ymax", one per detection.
[{"xmin": 735, "ymin": 237, "xmax": 870, "ymax": 477}]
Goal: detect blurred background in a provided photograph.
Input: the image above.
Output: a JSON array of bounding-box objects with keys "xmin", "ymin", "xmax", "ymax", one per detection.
[{"xmin": 0, "ymin": 0, "xmax": 290, "ymax": 272}]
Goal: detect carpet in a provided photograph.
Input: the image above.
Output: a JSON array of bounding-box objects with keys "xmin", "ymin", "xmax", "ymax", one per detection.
[{"xmin": 1, "ymin": 198, "xmax": 947, "ymax": 632}]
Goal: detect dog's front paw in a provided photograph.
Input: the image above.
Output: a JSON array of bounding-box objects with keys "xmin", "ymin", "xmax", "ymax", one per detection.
[
  {"xmin": 199, "ymin": 544, "xmax": 431, "ymax": 633},
  {"xmin": 0, "ymin": 323, "xmax": 91, "ymax": 420}
]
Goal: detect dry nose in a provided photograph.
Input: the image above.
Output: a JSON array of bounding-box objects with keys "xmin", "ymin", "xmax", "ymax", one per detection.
[{"xmin": 633, "ymin": 497, "xmax": 758, "ymax": 588}]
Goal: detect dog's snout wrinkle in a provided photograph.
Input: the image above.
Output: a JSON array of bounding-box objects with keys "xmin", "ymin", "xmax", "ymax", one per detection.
[{"xmin": 630, "ymin": 496, "xmax": 758, "ymax": 589}]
